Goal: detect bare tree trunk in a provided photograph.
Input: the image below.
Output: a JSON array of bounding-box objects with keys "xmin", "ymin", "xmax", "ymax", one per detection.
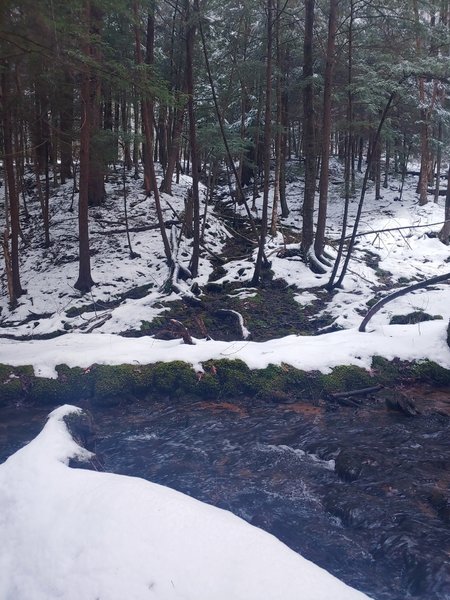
[
  {"xmin": 74, "ymin": 0, "xmax": 95, "ymax": 293},
  {"xmin": 160, "ymin": 97, "xmax": 186, "ymax": 194},
  {"xmin": 301, "ymin": 0, "xmax": 316, "ymax": 263},
  {"xmin": 134, "ymin": 1, "xmax": 172, "ymax": 265},
  {"xmin": 1, "ymin": 64, "xmax": 24, "ymax": 305},
  {"xmin": 270, "ymin": 0, "xmax": 282, "ymax": 237},
  {"xmin": 87, "ymin": 5, "xmax": 106, "ymax": 206},
  {"xmin": 315, "ymin": 0, "xmax": 337, "ymax": 259},
  {"xmin": 252, "ymin": 0, "xmax": 273, "ymax": 285},
  {"xmin": 439, "ymin": 163, "xmax": 450, "ymax": 243},
  {"xmin": 434, "ymin": 120, "xmax": 442, "ymax": 203},
  {"xmin": 186, "ymin": 0, "xmax": 200, "ymax": 277}
]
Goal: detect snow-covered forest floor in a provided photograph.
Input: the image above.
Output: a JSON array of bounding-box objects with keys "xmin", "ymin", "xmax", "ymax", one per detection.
[{"xmin": 1, "ymin": 162, "xmax": 450, "ymax": 373}]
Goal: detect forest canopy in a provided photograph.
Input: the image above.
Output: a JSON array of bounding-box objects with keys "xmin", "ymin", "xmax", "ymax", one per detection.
[{"xmin": 1, "ymin": 0, "xmax": 450, "ymax": 309}]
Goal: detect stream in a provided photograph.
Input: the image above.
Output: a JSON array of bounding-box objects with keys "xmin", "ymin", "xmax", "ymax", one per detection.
[{"xmin": 1, "ymin": 391, "xmax": 449, "ymax": 600}]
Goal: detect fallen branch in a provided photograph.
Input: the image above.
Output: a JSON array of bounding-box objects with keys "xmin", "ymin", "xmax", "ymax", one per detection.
[
  {"xmin": 328, "ymin": 385, "xmax": 383, "ymax": 399},
  {"xmin": 359, "ymin": 272, "xmax": 450, "ymax": 332},
  {"xmin": 169, "ymin": 319, "xmax": 195, "ymax": 345},
  {"xmin": 92, "ymin": 222, "xmax": 179, "ymax": 236},
  {"xmin": 346, "ymin": 219, "xmax": 449, "ymax": 240}
]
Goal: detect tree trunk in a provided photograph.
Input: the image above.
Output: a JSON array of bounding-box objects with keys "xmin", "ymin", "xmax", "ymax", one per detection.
[
  {"xmin": 252, "ymin": 0, "xmax": 273, "ymax": 285},
  {"xmin": 1, "ymin": 64, "xmax": 24, "ymax": 306},
  {"xmin": 87, "ymin": 5, "xmax": 106, "ymax": 206},
  {"xmin": 186, "ymin": 0, "xmax": 200, "ymax": 277},
  {"xmin": 314, "ymin": 0, "xmax": 337, "ymax": 259},
  {"xmin": 301, "ymin": 0, "xmax": 316, "ymax": 261},
  {"xmin": 59, "ymin": 70, "xmax": 73, "ymax": 183},
  {"xmin": 74, "ymin": 0, "xmax": 95, "ymax": 293}
]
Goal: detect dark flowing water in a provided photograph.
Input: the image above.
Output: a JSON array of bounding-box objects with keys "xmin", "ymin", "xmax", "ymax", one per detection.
[{"xmin": 1, "ymin": 392, "xmax": 449, "ymax": 600}]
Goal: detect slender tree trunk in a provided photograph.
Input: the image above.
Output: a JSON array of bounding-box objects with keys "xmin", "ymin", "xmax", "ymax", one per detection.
[
  {"xmin": 160, "ymin": 96, "xmax": 186, "ymax": 194},
  {"xmin": 122, "ymin": 93, "xmax": 133, "ymax": 170},
  {"xmin": 334, "ymin": 92, "xmax": 396, "ymax": 288},
  {"xmin": 315, "ymin": 0, "xmax": 337, "ymax": 259},
  {"xmin": 270, "ymin": 0, "xmax": 282, "ymax": 237},
  {"xmin": 383, "ymin": 139, "xmax": 390, "ymax": 188},
  {"xmin": 434, "ymin": 120, "xmax": 442, "ymax": 203},
  {"xmin": 87, "ymin": 5, "xmax": 106, "ymax": 206},
  {"xmin": 439, "ymin": 163, "xmax": 450, "ymax": 243},
  {"xmin": 74, "ymin": 1, "xmax": 95, "ymax": 293},
  {"xmin": 327, "ymin": 0, "xmax": 354, "ymax": 289},
  {"xmin": 301, "ymin": 0, "xmax": 316, "ymax": 262},
  {"xmin": 252, "ymin": 0, "xmax": 273, "ymax": 285},
  {"xmin": 279, "ymin": 51, "xmax": 289, "ymax": 218},
  {"xmin": 1, "ymin": 64, "xmax": 24, "ymax": 305},
  {"xmin": 186, "ymin": 0, "xmax": 200, "ymax": 277}
]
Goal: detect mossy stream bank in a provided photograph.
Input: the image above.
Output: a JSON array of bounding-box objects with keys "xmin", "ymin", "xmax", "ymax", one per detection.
[{"xmin": 2, "ymin": 357, "xmax": 450, "ymax": 411}]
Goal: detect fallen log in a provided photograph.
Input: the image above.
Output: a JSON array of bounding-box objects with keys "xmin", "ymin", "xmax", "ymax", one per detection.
[{"xmin": 359, "ymin": 271, "xmax": 450, "ymax": 332}]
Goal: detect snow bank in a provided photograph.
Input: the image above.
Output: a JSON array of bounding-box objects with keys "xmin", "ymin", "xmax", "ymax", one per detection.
[
  {"xmin": 0, "ymin": 319, "xmax": 449, "ymax": 379},
  {"xmin": 0, "ymin": 405, "xmax": 372, "ymax": 600}
]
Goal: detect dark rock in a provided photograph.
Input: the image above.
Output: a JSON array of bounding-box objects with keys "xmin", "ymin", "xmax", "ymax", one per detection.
[
  {"xmin": 384, "ymin": 391, "xmax": 420, "ymax": 416},
  {"xmin": 429, "ymin": 489, "xmax": 450, "ymax": 524},
  {"xmin": 324, "ymin": 490, "xmax": 386, "ymax": 529},
  {"xmin": 63, "ymin": 410, "xmax": 104, "ymax": 471},
  {"xmin": 335, "ymin": 450, "xmax": 364, "ymax": 481}
]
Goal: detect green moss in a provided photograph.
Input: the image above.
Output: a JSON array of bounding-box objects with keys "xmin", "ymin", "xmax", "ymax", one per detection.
[
  {"xmin": 254, "ymin": 364, "xmax": 286, "ymax": 400},
  {"xmin": 390, "ymin": 311, "xmax": 442, "ymax": 325},
  {"xmin": 0, "ymin": 363, "xmax": 14, "ymax": 382},
  {"xmin": 370, "ymin": 356, "xmax": 404, "ymax": 385},
  {"xmin": 28, "ymin": 377, "xmax": 65, "ymax": 405},
  {"xmin": 322, "ymin": 365, "xmax": 374, "ymax": 394},
  {"xmin": 152, "ymin": 361, "xmax": 197, "ymax": 397},
  {"xmin": 14, "ymin": 365, "xmax": 34, "ymax": 378},
  {"xmin": 203, "ymin": 359, "xmax": 257, "ymax": 397},
  {"xmin": 92, "ymin": 364, "xmax": 139, "ymax": 404},
  {"xmin": 55, "ymin": 364, "xmax": 93, "ymax": 401},
  {"xmin": 0, "ymin": 377, "xmax": 23, "ymax": 405},
  {"xmin": 412, "ymin": 360, "xmax": 450, "ymax": 386},
  {"xmin": 195, "ymin": 371, "xmax": 221, "ymax": 398}
]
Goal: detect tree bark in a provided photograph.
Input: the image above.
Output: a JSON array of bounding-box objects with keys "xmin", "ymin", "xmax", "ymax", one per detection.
[
  {"xmin": 1, "ymin": 64, "xmax": 24, "ymax": 305},
  {"xmin": 315, "ymin": 0, "xmax": 337, "ymax": 259},
  {"xmin": 186, "ymin": 0, "xmax": 200, "ymax": 277},
  {"xmin": 252, "ymin": 0, "xmax": 273, "ymax": 285},
  {"xmin": 74, "ymin": 0, "xmax": 95, "ymax": 293},
  {"xmin": 301, "ymin": 0, "xmax": 316, "ymax": 261}
]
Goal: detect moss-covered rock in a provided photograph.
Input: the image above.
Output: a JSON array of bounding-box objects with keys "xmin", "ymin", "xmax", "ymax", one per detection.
[
  {"xmin": 412, "ymin": 360, "xmax": 450, "ymax": 386},
  {"xmin": 152, "ymin": 361, "xmax": 197, "ymax": 397},
  {"xmin": 370, "ymin": 356, "xmax": 405, "ymax": 385},
  {"xmin": 254, "ymin": 364, "xmax": 287, "ymax": 400},
  {"xmin": 390, "ymin": 311, "xmax": 443, "ymax": 325},
  {"xmin": 55, "ymin": 365, "xmax": 93, "ymax": 401},
  {"xmin": 92, "ymin": 364, "xmax": 140, "ymax": 404},
  {"xmin": 322, "ymin": 365, "xmax": 374, "ymax": 394},
  {"xmin": 202, "ymin": 359, "xmax": 257, "ymax": 398},
  {"xmin": 28, "ymin": 377, "xmax": 66, "ymax": 405},
  {"xmin": 0, "ymin": 376, "xmax": 23, "ymax": 406}
]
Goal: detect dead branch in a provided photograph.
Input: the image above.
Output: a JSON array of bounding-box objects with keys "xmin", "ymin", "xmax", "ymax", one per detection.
[
  {"xmin": 92, "ymin": 222, "xmax": 179, "ymax": 236},
  {"xmin": 346, "ymin": 219, "xmax": 449, "ymax": 240},
  {"xmin": 328, "ymin": 385, "xmax": 383, "ymax": 399},
  {"xmin": 169, "ymin": 319, "xmax": 195, "ymax": 345},
  {"xmin": 359, "ymin": 272, "xmax": 450, "ymax": 332}
]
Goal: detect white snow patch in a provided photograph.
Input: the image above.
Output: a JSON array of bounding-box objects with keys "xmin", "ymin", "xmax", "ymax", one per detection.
[{"xmin": 0, "ymin": 320, "xmax": 449, "ymax": 379}]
